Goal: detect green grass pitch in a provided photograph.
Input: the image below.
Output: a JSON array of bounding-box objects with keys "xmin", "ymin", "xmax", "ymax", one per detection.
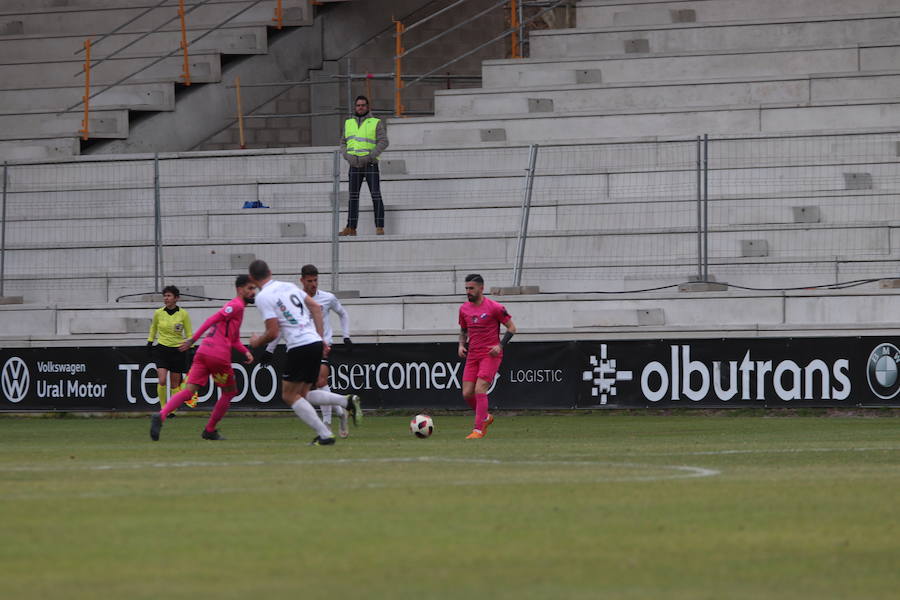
[{"xmin": 1, "ymin": 412, "xmax": 898, "ymax": 599}]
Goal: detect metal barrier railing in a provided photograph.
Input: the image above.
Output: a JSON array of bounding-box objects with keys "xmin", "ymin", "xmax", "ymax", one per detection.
[
  {"xmin": 66, "ymin": 0, "xmax": 289, "ymax": 138},
  {"xmin": 5, "ymin": 131, "xmax": 900, "ymax": 302},
  {"xmin": 80, "ymin": 39, "xmax": 92, "ymax": 141},
  {"xmin": 392, "ymin": 0, "xmax": 571, "ymax": 117}
]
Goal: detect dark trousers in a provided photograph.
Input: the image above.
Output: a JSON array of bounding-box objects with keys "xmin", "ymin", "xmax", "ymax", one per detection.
[{"xmin": 347, "ymin": 163, "xmax": 385, "ymax": 229}]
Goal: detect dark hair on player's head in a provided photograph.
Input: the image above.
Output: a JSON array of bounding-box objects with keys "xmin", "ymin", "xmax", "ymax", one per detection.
[
  {"xmin": 301, "ymin": 264, "xmax": 319, "ymax": 277},
  {"xmin": 248, "ymin": 259, "xmax": 270, "ymax": 281},
  {"xmin": 355, "ymin": 95, "xmax": 369, "ymax": 105},
  {"xmin": 464, "ymin": 274, "xmax": 484, "ymax": 284},
  {"xmin": 235, "ymin": 274, "xmax": 251, "ymax": 288},
  {"xmin": 162, "ymin": 285, "xmax": 180, "ymax": 297}
]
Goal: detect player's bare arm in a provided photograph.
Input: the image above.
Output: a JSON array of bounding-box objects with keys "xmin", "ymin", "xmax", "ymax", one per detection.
[
  {"xmin": 489, "ymin": 318, "xmax": 517, "ymax": 357},
  {"xmin": 250, "ymin": 317, "xmax": 280, "ymax": 349},
  {"xmin": 458, "ymin": 327, "xmax": 468, "ymax": 358}
]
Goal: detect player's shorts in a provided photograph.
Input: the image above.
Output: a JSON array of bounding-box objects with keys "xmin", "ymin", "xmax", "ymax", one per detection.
[
  {"xmin": 463, "ymin": 354, "xmax": 503, "ymax": 383},
  {"xmin": 283, "ymin": 341, "xmax": 324, "ymax": 383},
  {"xmin": 186, "ymin": 352, "xmax": 235, "ymax": 388},
  {"xmin": 153, "ymin": 344, "xmax": 188, "ymax": 373}
]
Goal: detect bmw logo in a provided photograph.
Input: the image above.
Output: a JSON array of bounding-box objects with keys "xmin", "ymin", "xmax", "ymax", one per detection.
[{"xmin": 866, "ymin": 343, "xmax": 900, "ymax": 399}]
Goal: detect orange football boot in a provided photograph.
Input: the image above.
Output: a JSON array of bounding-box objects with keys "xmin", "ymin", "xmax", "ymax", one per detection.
[{"xmin": 482, "ymin": 414, "xmax": 494, "ymax": 433}]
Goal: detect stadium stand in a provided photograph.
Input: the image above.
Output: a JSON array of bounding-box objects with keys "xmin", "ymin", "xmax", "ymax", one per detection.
[{"xmin": 2, "ymin": 0, "xmax": 900, "ymax": 347}]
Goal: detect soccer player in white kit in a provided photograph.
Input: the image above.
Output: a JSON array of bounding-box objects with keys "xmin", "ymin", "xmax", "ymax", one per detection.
[
  {"xmin": 247, "ymin": 260, "xmax": 362, "ymax": 445},
  {"xmin": 298, "ymin": 264, "xmax": 356, "ymax": 437}
]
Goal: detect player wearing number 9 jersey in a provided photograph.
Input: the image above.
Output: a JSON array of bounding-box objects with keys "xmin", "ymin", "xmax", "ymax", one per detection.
[{"xmin": 248, "ymin": 259, "xmax": 360, "ymax": 446}]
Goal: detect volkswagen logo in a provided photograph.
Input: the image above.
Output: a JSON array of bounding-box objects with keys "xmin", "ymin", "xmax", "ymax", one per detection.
[
  {"xmin": 1, "ymin": 357, "xmax": 30, "ymax": 403},
  {"xmin": 866, "ymin": 343, "xmax": 900, "ymax": 400}
]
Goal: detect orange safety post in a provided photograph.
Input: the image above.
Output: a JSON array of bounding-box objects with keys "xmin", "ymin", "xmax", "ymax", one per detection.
[
  {"xmin": 80, "ymin": 39, "xmax": 91, "ymax": 141},
  {"xmin": 394, "ymin": 19, "xmax": 405, "ymax": 117},
  {"xmin": 235, "ymin": 77, "xmax": 246, "ymax": 149},
  {"xmin": 273, "ymin": 0, "xmax": 283, "ymax": 30},
  {"xmin": 178, "ymin": 0, "xmax": 191, "ymax": 85},
  {"xmin": 510, "ymin": 0, "xmax": 520, "ymax": 59}
]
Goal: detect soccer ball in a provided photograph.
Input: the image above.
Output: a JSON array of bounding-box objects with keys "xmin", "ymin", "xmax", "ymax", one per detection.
[{"xmin": 410, "ymin": 414, "xmax": 434, "ymax": 438}]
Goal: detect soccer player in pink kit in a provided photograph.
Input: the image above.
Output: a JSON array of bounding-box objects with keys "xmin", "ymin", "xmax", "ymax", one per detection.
[
  {"xmin": 149, "ymin": 275, "xmax": 257, "ymax": 441},
  {"xmin": 458, "ymin": 274, "xmax": 517, "ymax": 439}
]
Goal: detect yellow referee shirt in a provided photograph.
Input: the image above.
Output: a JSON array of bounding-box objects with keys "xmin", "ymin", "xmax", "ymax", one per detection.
[{"xmin": 148, "ymin": 306, "xmax": 193, "ymax": 348}]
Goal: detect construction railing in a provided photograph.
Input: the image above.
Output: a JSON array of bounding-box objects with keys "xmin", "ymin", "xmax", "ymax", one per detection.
[
  {"xmin": 393, "ymin": 0, "xmax": 572, "ymax": 117},
  {"xmin": 3, "ymin": 130, "xmax": 900, "ymax": 302},
  {"xmin": 68, "ymin": 0, "xmax": 289, "ymax": 139}
]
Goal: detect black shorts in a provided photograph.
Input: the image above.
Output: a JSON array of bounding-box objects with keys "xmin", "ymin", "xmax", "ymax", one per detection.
[
  {"xmin": 154, "ymin": 344, "xmax": 188, "ymax": 374},
  {"xmin": 282, "ymin": 341, "xmax": 324, "ymax": 383}
]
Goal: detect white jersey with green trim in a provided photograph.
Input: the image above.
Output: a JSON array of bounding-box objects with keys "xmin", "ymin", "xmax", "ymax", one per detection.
[{"xmin": 255, "ymin": 279, "xmax": 321, "ymax": 349}]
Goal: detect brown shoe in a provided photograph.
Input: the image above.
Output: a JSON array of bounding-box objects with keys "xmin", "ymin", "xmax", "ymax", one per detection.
[
  {"xmin": 375, "ymin": 227, "xmax": 385, "ymax": 235},
  {"xmin": 339, "ymin": 227, "xmax": 357, "ymax": 236}
]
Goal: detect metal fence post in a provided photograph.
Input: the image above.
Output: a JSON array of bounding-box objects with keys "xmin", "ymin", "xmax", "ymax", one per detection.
[
  {"xmin": 512, "ymin": 144, "xmax": 539, "ymax": 287},
  {"xmin": 0, "ymin": 162, "xmax": 7, "ymax": 297},
  {"xmin": 703, "ymin": 133, "xmax": 709, "ymax": 281},
  {"xmin": 346, "ymin": 57, "xmax": 352, "ymax": 118},
  {"xmin": 696, "ymin": 136, "xmax": 702, "ymax": 282},
  {"xmin": 332, "ymin": 150, "xmax": 342, "ymax": 291},
  {"xmin": 517, "ymin": 0, "xmax": 524, "ymax": 58},
  {"xmin": 153, "ymin": 153, "xmax": 162, "ymax": 292}
]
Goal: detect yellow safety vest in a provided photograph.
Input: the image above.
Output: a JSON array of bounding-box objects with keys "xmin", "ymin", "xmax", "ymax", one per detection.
[{"xmin": 344, "ymin": 117, "xmax": 380, "ymax": 159}]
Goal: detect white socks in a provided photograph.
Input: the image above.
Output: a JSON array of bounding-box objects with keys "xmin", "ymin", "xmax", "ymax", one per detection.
[
  {"xmin": 291, "ymin": 398, "xmax": 332, "ymax": 438},
  {"xmin": 308, "ymin": 389, "xmax": 348, "ymax": 407},
  {"xmin": 312, "ymin": 386, "xmax": 346, "ymax": 424}
]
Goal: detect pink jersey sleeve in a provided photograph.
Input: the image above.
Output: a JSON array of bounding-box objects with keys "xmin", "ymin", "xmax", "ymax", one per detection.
[
  {"xmin": 458, "ymin": 306, "xmax": 466, "ymax": 330},
  {"xmin": 229, "ymin": 303, "xmax": 249, "ymax": 355},
  {"xmin": 191, "ymin": 307, "xmax": 227, "ymax": 343},
  {"xmin": 495, "ymin": 301, "xmax": 511, "ymax": 325},
  {"xmin": 195, "ymin": 299, "xmax": 244, "ymax": 359}
]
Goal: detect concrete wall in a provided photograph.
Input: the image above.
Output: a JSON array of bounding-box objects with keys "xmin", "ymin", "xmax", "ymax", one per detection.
[
  {"xmin": 0, "ymin": 1, "xmax": 311, "ymax": 36},
  {"xmin": 6, "ymin": 289, "xmax": 900, "ymax": 347},
  {"xmin": 577, "ymin": 0, "xmax": 900, "ymax": 28},
  {"xmin": 531, "ymin": 14, "xmax": 900, "ymax": 59},
  {"xmin": 197, "ymin": 0, "xmax": 507, "ymax": 151}
]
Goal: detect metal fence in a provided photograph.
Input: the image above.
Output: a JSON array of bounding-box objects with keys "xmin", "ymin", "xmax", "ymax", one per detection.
[{"xmin": 2, "ymin": 130, "xmax": 900, "ymax": 303}]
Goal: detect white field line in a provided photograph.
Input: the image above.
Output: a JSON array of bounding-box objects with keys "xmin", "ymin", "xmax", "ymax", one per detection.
[
  {"xmin": 0, "ymin": 456, "xmax": 720, "ymax": 484},
  {"xmin": 567, "ymin": 446, "xmax": 900, "ymax": 458}
]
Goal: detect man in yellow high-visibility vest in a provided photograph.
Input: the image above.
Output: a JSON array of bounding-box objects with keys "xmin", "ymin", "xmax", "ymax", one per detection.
[{"xmin": 339, "ymin": 95, "xmax": 389, "ymax": 236}]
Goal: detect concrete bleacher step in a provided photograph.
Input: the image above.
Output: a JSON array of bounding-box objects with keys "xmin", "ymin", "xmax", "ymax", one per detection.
[
  {"xmin": 1, "ymin": 253, "xmax": 895, "ymax": 306},
  {"xmin": 0, "ymin": 53, "xmax": 221, "ymax": 89},
  {"xmin": 0, "ymin": 25, "xmax": 267, "ymax": 60},
  {"xmin": 12, "ymin": 167, "xmax": 897, "ymax": 219},
  {"xmin": 0, "ymin": 0, "xmax": 311, "ymax": 36},
  {"xmin": 0, "ymin": 109, "xmax": 128, "ymax": 141},
  {"xmin": 3, "ymin": 223, "xmax": 894, "ymax": 278},
  {"xmin": 576, "ymin": 0, "xmax": 900, "ymax": 29},
  {"xmin": 482, "ymin": 44, "xmax": 900, "ymax": 89},
  {"xmin": 0, "ymin": 138, "xmax": 79, "ymax": 161},
  {"xmin": 434, "ymin": 70, "xmax": 900, "ymax": 118},
  {"xmin": 387, "ymin": 99, "xmax": 900, "ymax": 146},
  {"xmin": 0, "ymin": 82, "xmax": 175, "ymax": 113},
  {"xmin": 531, "ymin": 13, "xmax": 900, "ymax": 59},
  {"xmin": 7, "ymin": 189, "xmax": 900, "ymax": 247},
  {"xmin": 0, "ymin": 0, "xmax": 297, "ymax": 9},
  {"xmin": 5, "ymin": 286, "xmax": 900, "ymax": 341}
]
